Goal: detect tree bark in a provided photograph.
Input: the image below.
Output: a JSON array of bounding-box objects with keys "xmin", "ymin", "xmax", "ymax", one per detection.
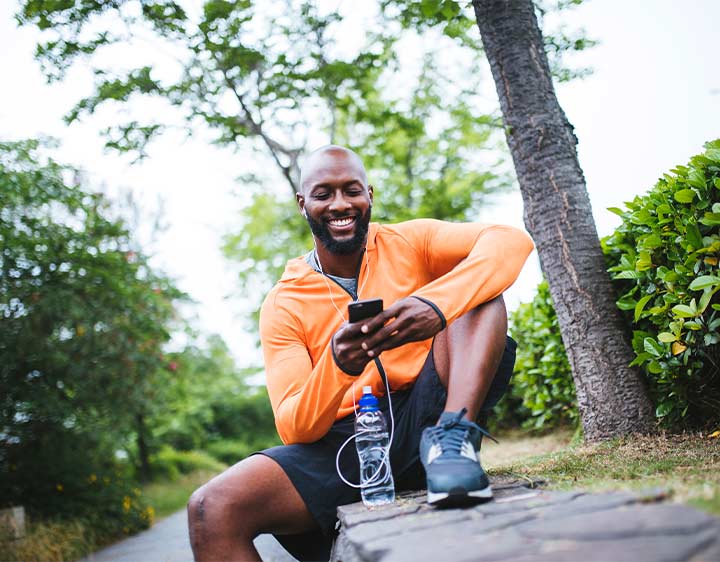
[
  {"xmin": 471, "ymin": 0, "xmax": 654, "ymax": 439},
  {"xmin": 136, "ymin": 413, "xmax": 152, "ymax": 481}
]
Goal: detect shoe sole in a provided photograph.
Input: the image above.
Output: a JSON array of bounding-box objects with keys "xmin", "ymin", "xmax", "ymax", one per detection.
[{"xmin": 427, "ymin": 486, "xmax": 493, "ymax": 507}]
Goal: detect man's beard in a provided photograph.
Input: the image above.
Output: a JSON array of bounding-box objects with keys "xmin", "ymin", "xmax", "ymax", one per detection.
[{"xmin": 306, "ymin": 207, "xmax": 371, "ymax": 255}]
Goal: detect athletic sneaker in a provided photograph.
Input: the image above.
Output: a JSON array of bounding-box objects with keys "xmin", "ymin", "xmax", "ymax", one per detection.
[{"xmin": 420, "ymin": 408, "xmax": 495, "ymax": 507}]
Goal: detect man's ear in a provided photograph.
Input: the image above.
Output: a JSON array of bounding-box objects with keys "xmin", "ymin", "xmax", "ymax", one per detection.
[
  {"xmin": 296, "ymin": 192, "xmax": 306, "ymax": 217},
  {"xmin": 368, "ymin": 184, "xmax": 374, "ymax": 204}
]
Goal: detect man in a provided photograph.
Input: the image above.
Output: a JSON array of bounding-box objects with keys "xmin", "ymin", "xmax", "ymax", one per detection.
[{"xmin": 188, "ymin": 146, "xmax": 533, "ymax": 561}]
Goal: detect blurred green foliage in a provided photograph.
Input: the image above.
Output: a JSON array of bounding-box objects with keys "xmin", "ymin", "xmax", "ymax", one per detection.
[
  {"xmin": 154, "ymin": 335, "xmax": 280, "ymax": 455},
  {"xmin": 0, "ymin": 138, "xmax": 180, "ymax": 533},
  {"xmin": 150, "ymin": 447, "xmax": 225, "ymax": 481},
  {"xmin": 0, "ymin": 140, "xmax": 277, "ymax": 544}
]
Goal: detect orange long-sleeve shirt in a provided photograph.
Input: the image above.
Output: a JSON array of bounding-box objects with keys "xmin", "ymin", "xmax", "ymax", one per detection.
[{"xmin": 259, "ymin": 219, "xmax": 534, "ymax": 444}]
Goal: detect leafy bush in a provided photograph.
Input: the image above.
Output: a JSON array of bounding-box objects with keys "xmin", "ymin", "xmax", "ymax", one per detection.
[
  {"xmin": 506, "ymin": 280, "xmax": 578, "ymax": 429},
  {"xmin": 141, "ymin": 469, "xmax": 220, "ymax": 520},
  {"xmin": 3, "ymin": 426, "xmax": 152, "ymax": 539},
  {"xmin": 151, "ymin": 447, "xmax": 225, "ymax": 480},
  {"xmin": 0, "ymin": 138, "xmax": 182, "ymax": 527},
  {"xmin": 603, "ymin": 139, "xmax": 720, "ymax": 427},
  {"xmin": 205, "ymin": 439, "xmax": 264, "ymax": 465}
]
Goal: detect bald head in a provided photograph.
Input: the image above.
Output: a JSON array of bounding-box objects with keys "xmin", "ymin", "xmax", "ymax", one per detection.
[{"xmin": 299, "ymin": 145, "xmax": 368, "ymax": 194}]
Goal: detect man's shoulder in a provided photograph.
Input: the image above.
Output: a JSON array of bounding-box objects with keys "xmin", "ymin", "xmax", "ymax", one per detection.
[
  {"xmin": 261, "ymin": 257, "xmax": 312, "ymax": 314},
  {"xmin": 374, "ymin": 218, "xmax": 442, "ymax": 241}
]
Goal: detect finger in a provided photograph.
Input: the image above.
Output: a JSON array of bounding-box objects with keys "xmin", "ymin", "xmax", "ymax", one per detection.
[
  {"xmin": 361, "ymin": 299, "xmax": 409, "ymax": 334},
  {"xmin": 359, "ymin": 308, "xmax": 394, "ymax": 334},
  {"xmin": 337, "ymin": 320, "xmax": 366, "ymax": 340},
  {"xmin": 363, "ymin": 316, "xmax": 410, "ymax": 352},
  {"xmin": 366, "ymin": 333, "xmax": 409, "ymax": 357}
]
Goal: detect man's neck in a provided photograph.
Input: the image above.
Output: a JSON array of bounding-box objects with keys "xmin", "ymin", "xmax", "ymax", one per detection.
[{"xmin": 314, "ymin": 243, "xmax": 364, "ymax": 278}]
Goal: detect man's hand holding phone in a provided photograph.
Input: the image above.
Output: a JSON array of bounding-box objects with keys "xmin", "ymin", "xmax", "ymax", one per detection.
[
  {"xmin": 332, "ymin": 297, "xmax": 444, "ymax": 373},
  {"xmin": 332, "ymin": 299, "xmax": 384, "ymax": 374}
]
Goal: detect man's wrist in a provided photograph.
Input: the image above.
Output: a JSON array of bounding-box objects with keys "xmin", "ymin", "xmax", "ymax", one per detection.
[{"xmin": 410, "ymin": 296, "xmax": 447, "ymax": 330}]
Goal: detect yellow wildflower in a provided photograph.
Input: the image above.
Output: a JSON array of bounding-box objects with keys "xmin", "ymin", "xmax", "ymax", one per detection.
[{"xmin": 123, "ymin": 496, "xmax": 132, "ymax": 513}]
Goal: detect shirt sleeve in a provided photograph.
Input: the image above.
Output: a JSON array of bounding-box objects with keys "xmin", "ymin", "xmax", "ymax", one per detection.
[
  {"xmin": 259, "ymin": 293, "xmax": 359, "ymax": 445},
  {"xmin": 402, "ymin": 219, "xmax": 534, "ymax": 325}
]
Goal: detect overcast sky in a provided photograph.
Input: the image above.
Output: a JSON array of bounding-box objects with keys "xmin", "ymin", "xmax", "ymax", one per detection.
[{"xmin": 1, "ymin": 0, "xmax": 719, "ymax": 367}]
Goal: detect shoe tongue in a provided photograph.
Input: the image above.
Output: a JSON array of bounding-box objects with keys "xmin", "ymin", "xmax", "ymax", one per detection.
[{"xmin": 438, "ymin": 409, "xmax": 469, "ymax": 430}]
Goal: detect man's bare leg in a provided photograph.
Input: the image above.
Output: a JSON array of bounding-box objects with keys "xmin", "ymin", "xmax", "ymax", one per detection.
[
  {"xmin": 432, "ymin": 295, "xmax": 508, "ymax": 421},
  {"xmin": 187, "ymin": 454, "xmax": 318, "ymax": 562}
]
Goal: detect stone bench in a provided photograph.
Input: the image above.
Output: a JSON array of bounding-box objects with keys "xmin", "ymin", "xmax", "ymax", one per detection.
[{"xmin": 330, "ymin": 477, "xmax": 720, "ymax": 562}]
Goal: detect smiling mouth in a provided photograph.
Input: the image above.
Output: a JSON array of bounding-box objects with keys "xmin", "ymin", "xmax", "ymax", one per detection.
[{"xmin": 327, "ymin": 216, "xmax": 356, "ymax": 228}]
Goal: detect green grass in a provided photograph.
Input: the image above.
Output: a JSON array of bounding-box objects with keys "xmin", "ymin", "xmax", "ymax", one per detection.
[
  {"xmin": 489, "ymin": 431, "xmax": 720, "ymax": 515},
  {"xmin": 0, "ymin": 518, "xmax": 94, "ymax": 562},
  {"xmin": 141, "ymin": 468, "xmax": 222, "ymax": 520}
]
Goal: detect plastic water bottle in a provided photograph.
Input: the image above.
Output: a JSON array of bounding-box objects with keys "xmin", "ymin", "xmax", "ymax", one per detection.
[{"xmin": 355, "ymin": 386, "xmax": 395, "ymax": 506}]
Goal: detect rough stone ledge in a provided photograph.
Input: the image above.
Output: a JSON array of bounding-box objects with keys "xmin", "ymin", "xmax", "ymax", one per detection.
[{"xmin": 331, "ymin": 477, "xmax": 720, "ymax": 562}]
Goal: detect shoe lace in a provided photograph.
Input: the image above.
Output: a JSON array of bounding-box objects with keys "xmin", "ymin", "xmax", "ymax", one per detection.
[{"xmin": 429, "ymin": 408, "xmax": 499, "ymax": 454}]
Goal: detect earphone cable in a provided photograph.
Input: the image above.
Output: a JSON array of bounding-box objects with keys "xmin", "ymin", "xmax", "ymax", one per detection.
[{"xmin": 313, "ymin": 242, "xmax": 394, "ymax": 490}]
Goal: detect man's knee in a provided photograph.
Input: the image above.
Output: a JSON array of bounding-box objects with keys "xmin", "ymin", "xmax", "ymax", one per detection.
[
  {"xmin": 467, "ymin": 295, "xmax": 508, "ymax": 331},
  {"xmin": 187, "ymin": 466, "xmax": 257, "ymax": 539},
  {"xmin": 187, "ymin": 484, "xmax": 208, "ymax": 524}
]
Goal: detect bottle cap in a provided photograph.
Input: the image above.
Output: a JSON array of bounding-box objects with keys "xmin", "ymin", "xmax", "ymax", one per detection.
[{"xmin": 358, "ymin": 387, "xmax": 379, "ymax": 412}]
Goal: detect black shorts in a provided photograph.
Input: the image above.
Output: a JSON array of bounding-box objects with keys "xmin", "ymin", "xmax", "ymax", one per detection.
[{"xmin": 259, "ymin": 336, "xmax": 517, "ymax": 561}]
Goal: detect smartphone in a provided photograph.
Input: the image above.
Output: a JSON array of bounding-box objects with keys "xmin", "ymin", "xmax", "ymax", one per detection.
[{"xmin": 348, "ymin": 298, "xmax": 383, "ymax": 323}]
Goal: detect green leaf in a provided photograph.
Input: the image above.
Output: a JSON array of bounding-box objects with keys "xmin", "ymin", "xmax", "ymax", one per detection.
[
  {"xmin": 613, "ymin": 270, "xmax": 641, "ymax": 280},
  {"xmin": 688, "ymin": 275, "xmax": 720, "ymax": 291},
  {"xmin": 699, "ymin": 286, "xmax": 716, "ymax": 313},
  {"xmin": 643, "ymin": 337, "xmax": 664, "ymax": 357},
  {"xmin": 634, "ymin": 294, "xmax": 653, "ymax": 322},
  {"xmin": 706, "ymin": 148, "xmax": 720, "ymax": 162},
  {"xmin": 656, "ymin": 401, "xmax": 673, "ymax": 417},
  {"xmin": 616, "ymin": 296, "xmax": 638, "ymax": 311},
  {"xmin": 657, "ymin": 332, "xmax": 677, "ymax": 343},
  {"xmin": 636, "ymin": 250, "xmax": 653, "ymax": 271},
  {"xmin": 420, "ymin": 0, "xmax": 441, "ymax": 17},
  {"xmin": 607, "ymin": 207, "xmax": 625, "ymax": 217},
  {"xmin": 672, "ymin": 304, "xmax": 696, "ymax": 318},
  {"xmin": 648, "ymin": 360, "xmax": 663, "ymax": 374},
  {"xmin": 699, "ymin": 212, "xmax": 720, "ymax": 226},
  {"xmin": 674, "ymin": 189, "xmax": 696, "ymax": 203},
  {"xmin": 640, "ymin": 233, "xmax": 662, "ymax": 249},
  {"xmin": 686, "ymin": 223, "xmax": 703, "ymax": 249}
]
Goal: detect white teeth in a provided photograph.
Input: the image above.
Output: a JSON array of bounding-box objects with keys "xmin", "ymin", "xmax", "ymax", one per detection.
[{"xmin": 329, "ymin": 217, "xmax": 353, "ymax": 226}]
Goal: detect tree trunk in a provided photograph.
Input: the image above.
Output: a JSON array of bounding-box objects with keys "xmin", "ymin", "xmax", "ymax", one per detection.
[
  {"xmin": 471, "ymin": 0, "xmax": 655, "ymax": 439},
  {"xmin": 136, "ymin": 413, "xmax": 152, "ymax": 481}
]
